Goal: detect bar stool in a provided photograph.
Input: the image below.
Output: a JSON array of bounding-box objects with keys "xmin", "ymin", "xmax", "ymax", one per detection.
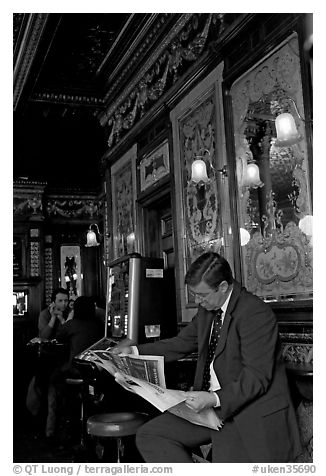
[
  {"xmin": 65, "ymin": 376, "xmax": 85, "ymax": 447},
  {"xmin": 87, "ymin": 412, "xmax": 148, "ymax": 462}
]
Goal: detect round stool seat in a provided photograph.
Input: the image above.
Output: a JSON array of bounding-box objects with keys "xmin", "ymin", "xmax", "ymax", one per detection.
[{"xmin": 87, "ymin": 412, "xmax": 148, "ymax": 438}]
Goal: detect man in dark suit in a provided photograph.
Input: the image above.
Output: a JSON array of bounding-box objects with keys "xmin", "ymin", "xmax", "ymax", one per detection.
[{"xmin": 113, "ymin": 252, "xmax": 302, "ymax": 462}]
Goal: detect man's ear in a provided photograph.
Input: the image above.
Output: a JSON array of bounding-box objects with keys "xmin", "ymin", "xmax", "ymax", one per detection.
[{"xmin": 220, "ymin": 280, "xmax": 229, "ymax": 293}]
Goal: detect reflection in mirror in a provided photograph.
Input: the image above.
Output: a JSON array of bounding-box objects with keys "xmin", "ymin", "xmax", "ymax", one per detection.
[{"xmin": 231, "ymin": 34, "xmax": 312, "ymax": 302}]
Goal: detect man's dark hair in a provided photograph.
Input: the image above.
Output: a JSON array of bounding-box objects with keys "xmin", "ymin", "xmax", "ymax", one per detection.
[
  {"xmin": 185, "ymin": 252, "xmax": 233, "ymax": 288},
  {"xmin": 51, "ymin": 287, "xmax": 69, "ymax": 302},
  {"xmin": 73, "ymin": 296, "xmax": 96, "ymax": 321}
]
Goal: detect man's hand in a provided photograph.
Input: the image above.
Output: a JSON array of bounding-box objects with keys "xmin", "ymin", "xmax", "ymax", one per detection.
[
  {"xmin": 49, "ymin": 303, "xmax": 56, "ymax": 315},
  {"xmin": 110, "ymin": 345, "xmax": 133, "ymax": 355},
  {"xmin": 185, "ymin": 391, "xmax": 217, "ymax": 413},
  {"xmin": 49, "ymin": 303, "xmax": 64, "ymax": 324},
  {"xmin": 110, "ymin": 338, "xmax": 135, "ymax": 355}
]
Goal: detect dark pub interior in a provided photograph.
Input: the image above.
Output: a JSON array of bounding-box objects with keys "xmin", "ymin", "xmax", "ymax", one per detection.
[{"xmin": 13, "ymin": 12, "xmax": 313, "ymax": 464}]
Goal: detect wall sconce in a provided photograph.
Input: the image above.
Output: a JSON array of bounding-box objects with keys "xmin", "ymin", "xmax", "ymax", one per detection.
[
  {"xmin": 244, "ymin": 162, "xmax": 264, "ymax": 189},
  {"xmin": 85, "ymin": 223, "xmax": 101, "ymax": 247},
  {"xmin": 190, "ymin": 149, "xmax": 228, "ymax": 185},
  {"xmin": 191, "ymin": 158, "xmax": 209, "ymax": 183},
  {"xmin": 238, "ymin": 155, "xmax": 264, "ymax": 189},
  {"xmin": 274, "ymin": 97, "xmax": 311, "ymax": 147}
]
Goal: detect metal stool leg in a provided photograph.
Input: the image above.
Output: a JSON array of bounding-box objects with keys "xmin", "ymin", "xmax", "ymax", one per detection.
[
  {"xmin": 117, "ymin": 437, "xmax": 124, "ymax": 463},
  {"xmin": 79, "ymin": 395, "xmax": 85, "ymax": 448}
]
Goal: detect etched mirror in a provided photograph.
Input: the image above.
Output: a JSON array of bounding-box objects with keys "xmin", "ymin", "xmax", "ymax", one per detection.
[{"xmin": 230, "ymin": 34, "xmax": 312, "ymax": 302}]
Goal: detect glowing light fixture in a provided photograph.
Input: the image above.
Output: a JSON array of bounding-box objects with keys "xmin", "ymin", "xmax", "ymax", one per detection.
[
  {"xmin": 275, "ymin": 113, "xmax": 302, "ymax": 147},
  {"xmin": 245, "ymin": 163, "xmax": 264, "ymax": 188},
  {"xmin": 85, "ymin": 223, "xmax": 101, "ymax": 247},
  {"xmin": 239, "ymin": 227, "xmax": 250, "ymax": 246},
  {"xmin": 273, "ymin": 97, "xmax": 312, "ymax": 147},
  {"xmin": 190, "ymin": 149, "xmax": 228, "ymax": 185},
  {"xmin": 191, "ymin": 159, "xmax": 209, "ymax": 183},
  {"xmin": 298, "ymin": 214, "xmax": 313, "ymax": 237}
]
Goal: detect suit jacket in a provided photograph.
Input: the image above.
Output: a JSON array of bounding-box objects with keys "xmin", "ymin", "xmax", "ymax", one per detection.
[{"xmin": 138, "ymin": 281, "xmax": 302, "ymax": 462}]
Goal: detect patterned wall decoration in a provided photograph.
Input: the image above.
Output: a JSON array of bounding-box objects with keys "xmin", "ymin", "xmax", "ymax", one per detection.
[
  {"xmin": 231, "ymin": 34, "xmax": 313, "ymax": 302},
  {"xmin": 44, "ymin": 245, "xmax": 54, "ymax": 305},
  {"xmin": 30, "ymin": 241, "xmax": 40, "ymax": 277},
  {"xmin": 171, "ymin": 63, "xmax": 230, "ymax": 322},
  {"xmin": 180, "ymin": 97, "xmax": 223, "ymax": 265},
  {"xmin": 111, "ymin": 145, "xmax": 138, "ymax": 259},
  {"xmin": 46, "ymin": 195, "xmax": 101, "ymax": 219},
  {"xmin": 139, "ymin": 139, "xmax": 170, "ymax": 192},
  {"xmin": 13, "ymin": 180, "xmax": 47, "ymax": 218},
  {"xmin": 280, "ymin": 332, "xmax": 313, "ymax": 364}
]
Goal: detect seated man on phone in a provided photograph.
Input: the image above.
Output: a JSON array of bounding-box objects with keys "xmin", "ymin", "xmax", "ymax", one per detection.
[
  {"xmin": 27, "ymin": 288, "xmax": 71, "ymax": 437},
  {"xmin": 38, "ymin": 288, "xmax": 70, "ymax": 340}
]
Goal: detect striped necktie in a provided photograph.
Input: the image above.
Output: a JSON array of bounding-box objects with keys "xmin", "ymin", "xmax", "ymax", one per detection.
[{"xmin": 201, "ymin": 308, "xmax": 223, "ymax": 391}]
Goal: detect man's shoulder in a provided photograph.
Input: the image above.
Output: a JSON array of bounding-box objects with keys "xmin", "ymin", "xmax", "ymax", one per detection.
[
  {"xmin": 232, "ymin": 282, "xmax": 274, "ymax": 314},
  {"xmin": 39, "ymin": 307, "xmax": 50, "ymax": 316},
  {"xmin": 38, "ymin": 307, "xmax": 50, "ymax": 321}
]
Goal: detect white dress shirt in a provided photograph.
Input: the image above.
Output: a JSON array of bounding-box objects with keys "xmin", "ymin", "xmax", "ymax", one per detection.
[{"xmin": 132, "ymin": 287, "xmax": 233, "ymax": 408}]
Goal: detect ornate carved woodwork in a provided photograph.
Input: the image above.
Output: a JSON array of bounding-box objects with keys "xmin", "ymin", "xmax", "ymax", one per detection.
[{"xmin": 101, "ymin": 14, "xmax": 234, "ymax": 151}]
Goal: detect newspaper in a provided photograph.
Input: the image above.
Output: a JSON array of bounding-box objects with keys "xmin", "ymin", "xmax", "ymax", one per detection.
[{"xmin": 90, "ymin": 350, "xmax": 222, "ymax": 431}]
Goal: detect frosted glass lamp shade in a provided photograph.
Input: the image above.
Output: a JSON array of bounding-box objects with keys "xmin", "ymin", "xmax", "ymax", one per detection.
[
  {"xmin": 275, "ymin": 113, "xmax": 302, "ymax": 147},
  {"xmin": 191, "ymin": 159, "xmax": 209, "ymax": 183},
  {"xmin": 299, "ymin": 215, "xmax": 313, "ymax": 237},
  {"xmin": 85, "ymin": 229, "xmax": 100, "ymax": 247},
  {"xmin": 245, "ymin": 163, "xmax": 264, "ymax": 188},
  {"xmin": 239, "ymin": 227, "xmax": 250, "ymax": 246}
]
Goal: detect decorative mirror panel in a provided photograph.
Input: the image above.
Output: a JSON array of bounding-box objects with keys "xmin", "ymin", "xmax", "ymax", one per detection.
[
  {"xmin": 230, "ymin": 34, "xmax": 312, "ymax": 302},
  {"xmin": 171, "ymin": 63, "xmax": 232, "ymax": 321}
]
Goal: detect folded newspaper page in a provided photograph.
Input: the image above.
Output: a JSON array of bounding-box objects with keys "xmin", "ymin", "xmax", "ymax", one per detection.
[
  {"xmin": 90, "ymin": 350, "xmax": 166, "ymax": 388},
  {"xmin": 90, "ymin": 350, "xmax": 222, "ymax": 431}
]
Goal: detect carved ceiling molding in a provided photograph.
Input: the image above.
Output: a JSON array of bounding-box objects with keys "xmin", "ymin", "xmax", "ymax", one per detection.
[
  {"xmin": 45, "ymin": 196, "xmax": 102, "ymax": 219},
  {"xmin": 99, "ymin": 13, "xmax": 228, "ymax": 151},
  {"xmin": 102, "ymin": 13, "xmax": 173, "ymax": 104},
  {"xmin": 13, "ymin": 13, "xmax": 49, "ymax": 111},
  {"xmin": 13, "ymin": 13, "xmax": 25, "ymax": 51},
  {"xmin": 31, "ymin": 91, "xmax": 104, "ymax": 108},
  {"xmin": 30, "ymin": 15, "xmax": 172, "ymax": 110}
]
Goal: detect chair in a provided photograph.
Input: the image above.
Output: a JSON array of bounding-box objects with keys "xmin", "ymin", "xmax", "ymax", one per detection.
[{"xmin": 86, "ymin": 412, "xmax": 149, "ymax": 462}]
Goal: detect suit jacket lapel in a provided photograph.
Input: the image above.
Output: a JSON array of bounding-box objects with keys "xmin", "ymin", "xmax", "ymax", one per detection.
[
  {"xmin": 214, "ymin": 281, "xmax": 242, "ymax": 357},
  {"xmin": 214, "ymin": 311, "xmax": 232, "ymax": 356},
  {"xmin": 198, "ymin": 308, "xmax": 215, "ymax": 358}
]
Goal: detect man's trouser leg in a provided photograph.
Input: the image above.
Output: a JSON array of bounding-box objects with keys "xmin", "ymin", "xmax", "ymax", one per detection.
[{"xmin": 136, "ymin": 412, "xmax": 211, "ymax": 463}]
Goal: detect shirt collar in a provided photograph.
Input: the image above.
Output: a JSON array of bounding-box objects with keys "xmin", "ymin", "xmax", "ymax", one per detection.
[{"xmin": 221, "ymin": 285, "xmax": 233, "ymax": 313}]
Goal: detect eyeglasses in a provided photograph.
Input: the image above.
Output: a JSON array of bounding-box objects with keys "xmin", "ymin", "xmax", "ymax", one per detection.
[{"xmin": 188, "ymin": 286, "xmax": 219, "ymax": 302}]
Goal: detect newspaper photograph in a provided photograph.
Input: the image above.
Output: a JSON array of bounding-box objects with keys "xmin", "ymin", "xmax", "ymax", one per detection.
[
  {"xmin": 90, "ymin": 350, "xmax": 166, "ymax": 387},
  {"xmin": 90, "ymin": 350, "xmax": 222, "ymax": 431}
]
